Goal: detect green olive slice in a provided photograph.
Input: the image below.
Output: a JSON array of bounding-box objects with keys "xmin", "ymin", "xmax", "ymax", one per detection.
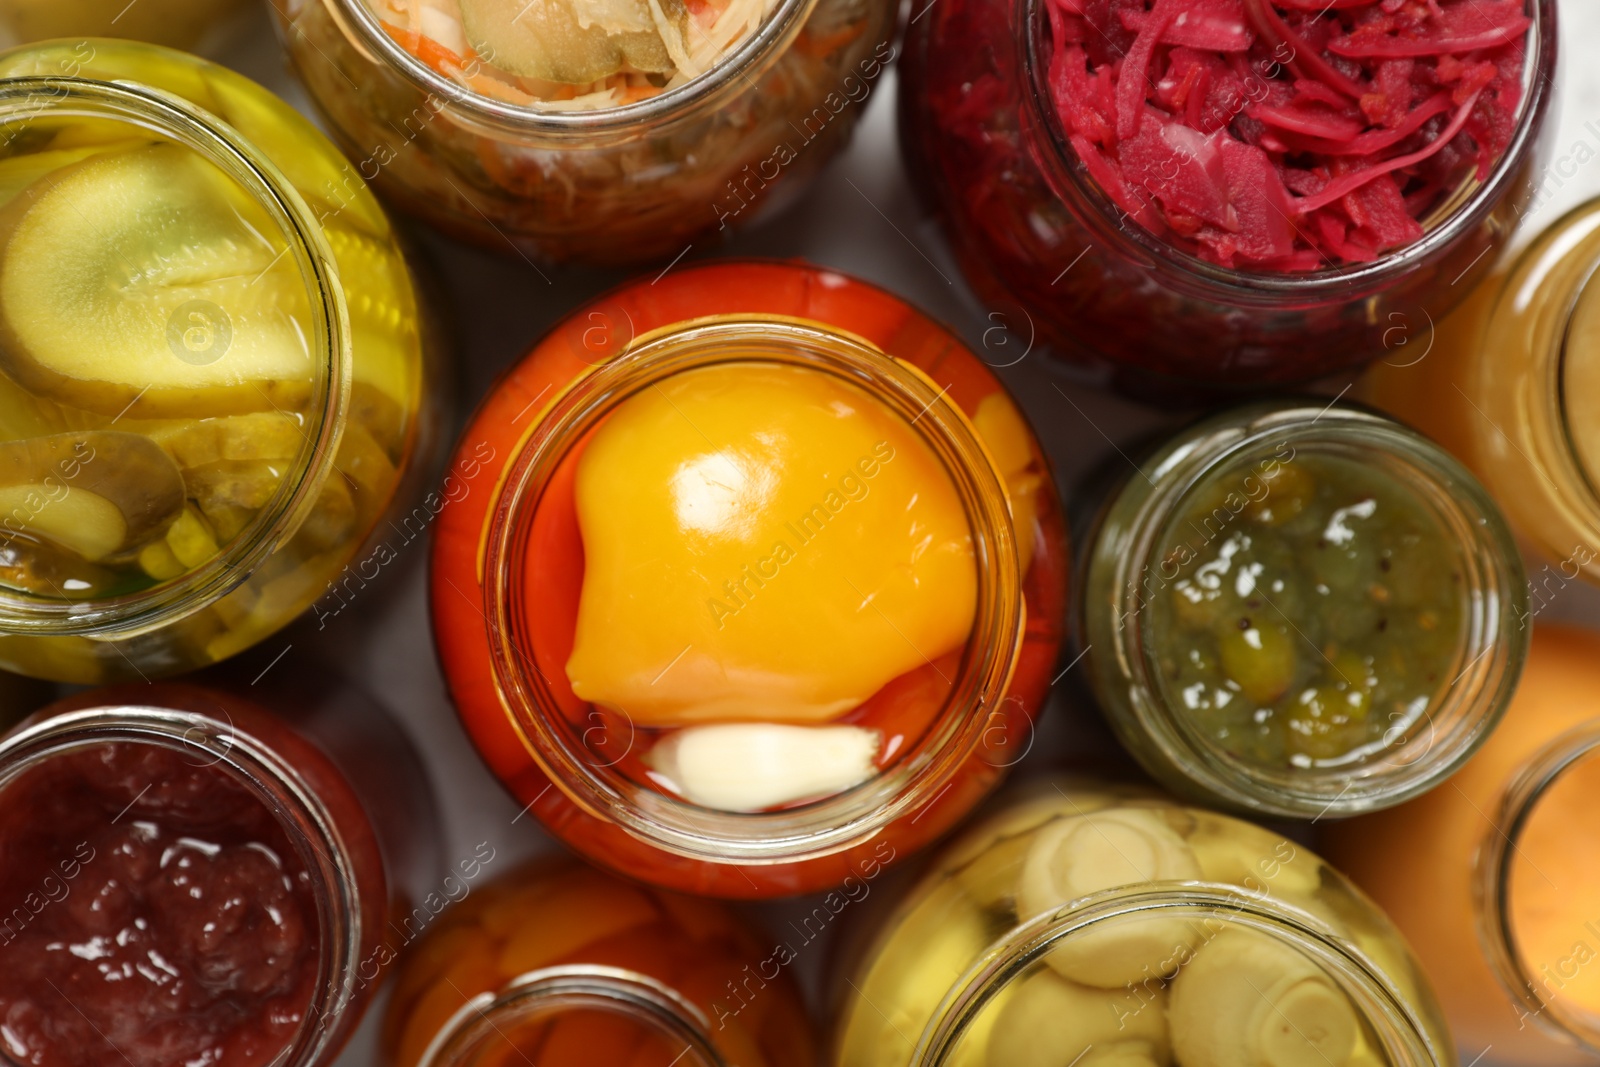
[
  {"xmin": 0, "ymin": 142, "xmax": 315, "ymax": 419},
  {"xmin": 0, "ymin": 431, "xmax": 185, "ymax": 565},
  {"xmin": 461, "ymin": 0, "xmax": 686, "ymax": 85}
]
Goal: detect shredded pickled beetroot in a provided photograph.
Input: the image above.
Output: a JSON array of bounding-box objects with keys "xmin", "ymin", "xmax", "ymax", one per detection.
[{"xmin": 1046, "ymin": 0, "xmax": 1530, "ymax": 268}]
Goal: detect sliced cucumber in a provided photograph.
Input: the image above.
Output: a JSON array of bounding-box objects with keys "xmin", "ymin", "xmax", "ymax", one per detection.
[
  {"xmin": 0, "ymin": 431, "xmax": 185, "ymax": 564},
  {"xmin": 461, "ymin": 0, "xmax": 686, "ymax": 84},
  {"xmin": 148, "ymin": 412, "xmax": 305, "ymax": 469},
  {"xmin": 0, "ymin": 142, "xmax": 316, "ymax": 419}
]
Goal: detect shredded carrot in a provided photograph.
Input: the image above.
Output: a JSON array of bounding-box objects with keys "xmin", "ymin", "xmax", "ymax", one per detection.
[
  {"xmin": 382, "ymin": 22, "xmax": 469, "ymax": 77},
  {"xmin": 796, "ymin": 21, "xmax": 865, "ymax": 59}
]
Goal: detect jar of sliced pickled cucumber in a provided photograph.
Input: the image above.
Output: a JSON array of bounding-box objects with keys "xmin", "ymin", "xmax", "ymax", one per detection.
[
  {"xmin": 381, "ymin": 855, "xmax": 814, "ymax": 1067},
  {"xmin": 1080, "ymin": 400, "xmax": 1527, "ymax": 819},
  {"xmin": 271, "ymin": 0, "xmax": 895, "ymax": 265},
  {"xmin": 1362, "ymin": 197, "xmax": 1600, "ymax": 591},
  {"xmin": 832, "ymin": 779, "xmax": 1457, "ymax": 1067},
  {"xmin": 431, "ymin": 261, "xmax": 1068, "ymax": 897},
  {"xmin": 0, "ymin": 41, "xmax": 433, "ymax": 682}
]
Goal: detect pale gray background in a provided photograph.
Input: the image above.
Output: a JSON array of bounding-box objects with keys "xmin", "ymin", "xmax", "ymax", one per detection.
[{"xmin": 183, "ymin": 2, "xmax": 1600, "ymax": 1062}]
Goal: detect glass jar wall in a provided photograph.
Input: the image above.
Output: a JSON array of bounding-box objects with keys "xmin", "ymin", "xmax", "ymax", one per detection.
[
  {"xmin": 382, "ymin": 855, "xmax": 814, "ymax": 1067},
  {"xmin": 831, "ymin": 778, "xmax": 1456, "ymax": 1067},
  {"xmin": 431, "ymin": 260, "xmax": 1068, "ymax": 897},
  {"xmin": 1362, "ymin": 196, "xmax": 1600, "ymax": 590},
  {"xmin": 0, "ymin": 676, "xmax": 439, "ymax": 1067},
  {"xmin": 898, "ymin": 0, "xmax": 1556, "ymax": 392},
  {"xmin": 1325, "ymin": 624, "xmax": 1600, "ymax": 1066},
  {"xmin": 0, "ymin": 41, "xmax": 433, "ymax": 682},
  {"xmin": 270, "ymin": 0, "xmax": 895, "ymax": 265},
  {"xmin": 1079, "ymin": 400, "xmax": 1527, "ymax": 818},
  {"xmin": 0, "ymin": 0, "xmax": 250, "ymax": 50}
]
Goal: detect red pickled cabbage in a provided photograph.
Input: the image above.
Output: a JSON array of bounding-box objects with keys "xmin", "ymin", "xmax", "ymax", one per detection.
[{"xmin": 1045, "ymin": 0, "xmax": 1531, "ymax": 269}]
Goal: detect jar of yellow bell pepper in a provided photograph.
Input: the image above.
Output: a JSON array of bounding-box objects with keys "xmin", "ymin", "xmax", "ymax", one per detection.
[
  {"xmin": 430, "ymin": 260, "xmax": 1068, "ymax": 897},
  {"xmin": 382, "ymin": 855, "xmax": 814, "ymax": 1067},
  {"xmin": 0, "ymin": 41, "xmax": 434, "ymax": 682},
  {"xmin": 832, "ymin": 778, "xmax": 1458, "ymax": 1067},
  {"xmin": 271, "ymin": 0, "xmax": 895, "ymax": 265}
]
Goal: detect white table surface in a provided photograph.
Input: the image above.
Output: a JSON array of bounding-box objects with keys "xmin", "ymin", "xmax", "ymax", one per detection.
[{"xmin": 182, "ymin": 2, "xmax": 1600, "ymax": 1063}]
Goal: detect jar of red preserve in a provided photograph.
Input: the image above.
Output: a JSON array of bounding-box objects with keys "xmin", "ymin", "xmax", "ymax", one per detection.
[
  {"xmin": 0, "ymin": 677, "xmax": 440, "ymax": 1067},
  {"xmin": 431, "ymin": 260, "xmax": 1068, "ymax": 898},
  {"xmin": 899, "ymin": 0, "xmax": 1556, "ymax": 392}
]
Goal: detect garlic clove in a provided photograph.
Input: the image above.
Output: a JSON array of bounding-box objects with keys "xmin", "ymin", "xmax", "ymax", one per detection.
[
  {"xmin": 1018, "ymin": 808, "xmax": 1205, "ymax": 988},
  {"xmin": 988, "ymin": 968, "xmax": 1171, "ymax": 1067},
  {"xmin": 1168, "ymin": 928, "xmax": 1360, "ymax": 1067},
  {"xmin": 645, "ymin": 723, "xmax": 879, "ymax": 812}
]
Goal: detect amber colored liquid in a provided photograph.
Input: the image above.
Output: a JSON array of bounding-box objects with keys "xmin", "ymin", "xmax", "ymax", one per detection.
[
  {"xmin": 1325, "ymin": 625, "xmax": 1600, "ymax": 1066},
  {"xmin": 382, "ymin": 857, "xmax": 815, "ymax": 1067},
  {"xmin": 1360, "ymin": 201, "xmax": 1600, "ymax": 583}
]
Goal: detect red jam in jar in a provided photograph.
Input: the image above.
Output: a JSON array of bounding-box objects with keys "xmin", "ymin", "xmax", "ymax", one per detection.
[
  {"xmin": 0, "ymin": 744, "xmax": 317, "ymax": 1067},
  {"xmin": 0, "ymin": 681, "xmax": 416, "ymax": 1067},
  {"xmin": 431, "ymin": 260, "xmax": 1068, "ymax": 897}
]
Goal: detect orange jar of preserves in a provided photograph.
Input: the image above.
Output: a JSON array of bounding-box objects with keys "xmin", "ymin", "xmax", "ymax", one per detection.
[{"xmin": 430, "ymin": 260, "xmax": 1068, "ymax": 897}]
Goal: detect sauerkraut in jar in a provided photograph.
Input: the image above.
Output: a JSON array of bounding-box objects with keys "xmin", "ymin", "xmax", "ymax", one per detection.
[{"xmin": 272, "ymin": 0, "xmax": 896, "ymax": 264}]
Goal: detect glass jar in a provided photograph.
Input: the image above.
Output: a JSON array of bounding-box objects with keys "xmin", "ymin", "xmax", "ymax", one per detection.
[
  {"xmin": 1325, "ymin": 624, "xmax": 1600, "ymax": 1066},
  {"xmin": 0, "ymin": 676, "xmax": 440, "ymax": 1067},
  {"xmin": 431, "ymin": 260, "xmax": 1068, "ymax": 897},
  {"xmin": 0, "ymin": 41, "xmax": 434, "ymax": 682},
  {"xmin": 1362, "ymin": 197, "xmax": 1600, "ymax": 590},
  {"xmin": 1080, "ymin": 400, "xmax": 1527, "ymax": 818},
  {"xmin": 898, "ymin": 0, "xmax": 1557, "ymax": 393},
  {"xmin": 270, "ymin": 0, "xmax": 895, "ymax": 266},
  {"xmin": 0, "ymin": 0, "xmax": 250, "ymax": 51},
  {"xmin": 831, "ymin": 778, "xmax": 1456, "ymax": 1067},
  {"xmin": 381, "ymin": 854, "xmax": 814, "ymax": 1067}
]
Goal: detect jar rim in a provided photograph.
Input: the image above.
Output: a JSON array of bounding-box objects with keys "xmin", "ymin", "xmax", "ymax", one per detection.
[
  {"xmin": 419, "ymin": 965, "xmax": 726, "ymax": 1067},
  {"xmin": 0, "ymin": 702, "xmax": 366, "ymax": 1067},
  {"xmin": 1479, "ymin": 721, "xmax": 1600, "ymax": 1053},
  {"xmin": 1016, "ymin": 0, "xmax": 1557, "ymax": 301},
  {"xmin": 481, "ymin": 314, "xmax": 1025, "ymax": 865},
  {"xmin": 1091, "ymin": 400, "xmax": 1529, "ymax": 818},
  {"xmin": 0, "ymin": 71, "xmax": 350, "ymax": 638},
  {"xmin": 323, "ymin": 0, "xmax": 818, "ymax": 140},
  {"xmin": 916, "ymin": 883, "xmax": 1450, "ymax": 1067}
]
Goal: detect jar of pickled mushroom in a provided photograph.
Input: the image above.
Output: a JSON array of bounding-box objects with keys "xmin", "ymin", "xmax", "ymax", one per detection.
[
  {"xmin": 1325, "ymin": 625, "xmax": 1600, "ymax": 1066},
  {"xmin": 1362, "ymin": 197, "xmax": 1600, "ymax": 592},
  {"xmin": 0, "ymin": 41, "xmax": 433, "ymax": 682},
  {"xmin": 382, "ymin": 855, "xmax": 814, "ymax": 1067},
  {"xmin": 271, "ymin": 0, "xmax": 895, "ymax": 266},
  {"xmin": 899, "ymin": 0, "xmax": 1555, "ymax": 392},
  {"xmin": 1079, "ymin": 400, "xmax": 1527, "ymax": 818},
  {"xmin": 0, "ymin": 0, "xmax": 250, "ymax": 51},
  {"xmin": 831, "ymin": 778, "xmax": 1457, "ymax": 1067},
  {"xmin": 0, "ymin": 677, "xmax": 440, "ymax": 1067},
  {"xmin": 431, "ymin": 260, "xmax": 1068, "ymax": 897}
]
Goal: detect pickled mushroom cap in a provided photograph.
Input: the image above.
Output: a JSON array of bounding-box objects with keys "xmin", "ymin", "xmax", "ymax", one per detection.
[
  {"xmin": 1168, "ymin": 928, "xmax": 1360, "ymax": 1067},
  {"xmin": 1018, "ymin": 809, "xmax": 1206, "ymax": 987}
]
